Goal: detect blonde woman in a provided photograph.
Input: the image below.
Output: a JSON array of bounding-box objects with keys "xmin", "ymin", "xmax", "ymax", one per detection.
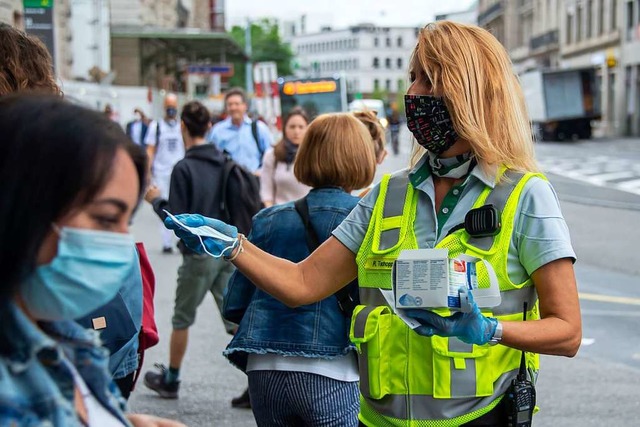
[
  {"xmin": 260, "ymin": 108, "xmax": 311, "ymax": 207},
  {"xmin": 166, "ymin": 21, "xmax": 581, "ymax": 426},
  {"xmin": 353, "ymin": 110, "xmax": 388, "ymax": 165},
  {"xmin": 223, "ymin": 114, "xmax": 376, "ymax": 426}
]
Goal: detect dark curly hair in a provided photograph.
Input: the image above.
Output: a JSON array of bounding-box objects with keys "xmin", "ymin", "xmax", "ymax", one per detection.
[{"xmin": 0, "ymin": 23, "xmax": 61, "ymax": 96}]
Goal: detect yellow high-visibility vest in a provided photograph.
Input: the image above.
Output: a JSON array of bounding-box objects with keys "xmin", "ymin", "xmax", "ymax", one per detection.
[{"xmin": 351, "ymin": 169, "xmax": 542, "ymax": 426}]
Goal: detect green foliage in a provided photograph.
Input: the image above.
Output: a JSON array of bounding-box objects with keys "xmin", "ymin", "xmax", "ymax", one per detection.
[{"xmin": 228, "ymin": 19, "xmax": 294, "ymax": 88}]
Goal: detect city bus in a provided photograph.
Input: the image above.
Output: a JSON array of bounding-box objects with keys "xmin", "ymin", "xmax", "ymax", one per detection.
[{"xmin": 277, "ymin": 75, "xmax": 348, "ymax": 119}]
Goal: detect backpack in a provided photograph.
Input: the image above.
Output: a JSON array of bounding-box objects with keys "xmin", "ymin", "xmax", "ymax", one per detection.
[
  {"xmin": 293, "ymin": 196, "xmax": 358, "ymax": 317},
  {"xmin": 75, "ymin": 243, "xmax": 159, "ymax": 391},
  {"xmin": 219, "ymin": 153, "xmax": 263, "ymax": 235},
  {"xmin": 251, "ymin": 119, "xmax": 265, "ymax": 168}
]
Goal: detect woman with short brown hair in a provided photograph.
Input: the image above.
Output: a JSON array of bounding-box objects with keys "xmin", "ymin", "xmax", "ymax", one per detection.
[{"xmin": 222, "ymin": 113, "xmax": 376, "ymax": 426}]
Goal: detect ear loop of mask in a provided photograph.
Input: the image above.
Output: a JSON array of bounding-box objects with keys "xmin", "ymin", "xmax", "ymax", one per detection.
[{"xmin": 193, "ymin": 233, "xmax": 237, "ymax": 259}]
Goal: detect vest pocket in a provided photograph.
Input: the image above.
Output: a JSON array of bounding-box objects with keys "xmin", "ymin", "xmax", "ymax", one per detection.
[
  {"xmin": 350, "ymin": 305, "xmax": 397, "ymax": 400},
  {"xmin": 430, "ymin": 335, "xmax": 494, "ymax": 399}
]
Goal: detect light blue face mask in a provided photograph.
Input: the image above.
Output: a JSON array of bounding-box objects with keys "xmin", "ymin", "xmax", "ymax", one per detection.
[{"xmin": 21, "ymin": 227, "xmax": 137, "ymax": 321}]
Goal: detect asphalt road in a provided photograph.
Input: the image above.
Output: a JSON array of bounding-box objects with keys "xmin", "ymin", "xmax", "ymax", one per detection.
[{"xmin": 128, "ymin": 132, "xmax": 640, "ymax": 426}]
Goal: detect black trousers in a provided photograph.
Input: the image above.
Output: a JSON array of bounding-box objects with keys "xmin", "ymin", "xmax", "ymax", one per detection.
[{"xmin": 114, "ymin": 371, "xmax": 136, "ymax": 400}]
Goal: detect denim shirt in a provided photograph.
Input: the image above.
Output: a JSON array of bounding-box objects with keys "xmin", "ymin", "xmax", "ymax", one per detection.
[
  {"xmin": 223, "ymin": 188, "xmax": 360, "ymax": 371},
  {"xmin": 0, "ymin": 303, "xmax": 130, "ymax": 426},
  {"xmin": 207, "ymin": 116, "xmax": 273, "ymax": 172}
]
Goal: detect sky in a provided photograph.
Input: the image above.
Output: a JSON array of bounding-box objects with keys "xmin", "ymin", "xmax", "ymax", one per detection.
[{"xmin": 226, "ymin": 0, "xmax": 476, "ymax": 32}]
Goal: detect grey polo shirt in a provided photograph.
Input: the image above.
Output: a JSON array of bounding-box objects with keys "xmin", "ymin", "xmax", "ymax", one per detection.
[{"xmin": 333, "ymin": 155, "xmax": 576, "ymax": 285}]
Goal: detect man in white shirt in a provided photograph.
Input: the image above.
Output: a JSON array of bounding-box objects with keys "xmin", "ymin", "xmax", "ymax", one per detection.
[{"xmin": 145, "ymin": 94, "xmax": 185, "ymax": 253}]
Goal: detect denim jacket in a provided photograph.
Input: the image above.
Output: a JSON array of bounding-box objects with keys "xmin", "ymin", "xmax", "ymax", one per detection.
[
  {"xmin": 223, "ymin": 187, "xmax": 360, "ymax": 371},
  {"xmin": 0, "ymin": 303, "xmax": 130, "ymax": 426}
]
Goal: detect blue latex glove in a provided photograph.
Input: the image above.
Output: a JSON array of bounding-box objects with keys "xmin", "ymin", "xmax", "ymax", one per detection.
[
  {"xmin": 405, "ymin": 289, "xmax": 498, "ymax": 345},
  {"xmin": 164, "ymin": 213, "xmax": 238, "ymax": 257}
]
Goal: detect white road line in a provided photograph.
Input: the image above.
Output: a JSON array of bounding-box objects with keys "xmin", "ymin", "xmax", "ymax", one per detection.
[
  {"xmin": 580, "ymin": 292, "xmax": 640, "ymax": 306},
  {"xmin": 584, "ymin": 171, "xmax": 637, "ymax": 183},
  {"xmin": 618, "ymin": 178, "xmax": 640, "ymax": 190}
]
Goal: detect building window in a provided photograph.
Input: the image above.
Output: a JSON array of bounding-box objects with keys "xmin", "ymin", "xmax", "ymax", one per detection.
[
  {"xmin": 611, "ymin": 0, "xmax": 618, "ymax": 30},
  {"xmin": 373, "ymin": 57, "xmax": 380, "ymax": 68},
  {"xmin": 385, "ymin": 58, "xmax": 391, "ymax": 69},
  {"xmin": 386, "ymin": 37, "xmax": 391, "ymax": 47},
  {"xmin": 374, "ymin": 79, "xmax": 380, "ymax": 90},
  {"xmin": 567, "ymin": 13, "xmax": 574, "ymax": 44},
  {"xmin": 374, "ymin": 37, "xmax": 379, "ymax": 47},
  {"xmin": 576, "ymin": 5, "xmax": 583, "ymax": 42},
  {"xmin": 385, "ymin": 79, "xmax": 392, "ymax": 91},
  {"xmin": 586, "ymin": 0, "xmax": 593, "ymax": 38},
  {"xmin": 598, "ymin": 0, "xmax": 604, "ymax": 35},
  {"xmin": 397, "ymin": 58, "xmax": 403, "ymax": 69},
  {"xmin": 397, "ymin": 36, "xmax": 403, "ymax": 47}
]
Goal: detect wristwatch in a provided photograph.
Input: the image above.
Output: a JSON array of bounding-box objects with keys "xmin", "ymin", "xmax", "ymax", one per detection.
[{"xmin": 488, "ymin": 321, "xmax": 503, "ymax": 346}]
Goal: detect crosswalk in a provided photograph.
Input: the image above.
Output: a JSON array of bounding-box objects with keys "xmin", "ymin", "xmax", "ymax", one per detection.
[{"xmin": 538, "ymin": 155, "xmax": 640, "ymax": 196}]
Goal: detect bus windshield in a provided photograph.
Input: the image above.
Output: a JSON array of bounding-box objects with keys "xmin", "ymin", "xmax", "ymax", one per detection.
[{"xmin": 278, "ymin": 77, "xmax": 346, "ymax": 119}]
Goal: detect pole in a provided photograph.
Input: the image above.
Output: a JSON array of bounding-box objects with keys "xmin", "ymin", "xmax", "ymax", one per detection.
[{"xmin": 245, "ymin": 18, "xmax": 253, "ymax": 95}]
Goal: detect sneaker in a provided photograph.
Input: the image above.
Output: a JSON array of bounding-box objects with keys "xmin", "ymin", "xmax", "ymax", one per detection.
[
  {"xmin": 231, "ymin": 388, "xmax": 251, "ymax": 409},
  {"xmin": 143, "ymin": 363, "xmax": 180, "ymax": 399},
  {"xmin": 162, "ymin": 246, "xmax": 174, "ymax": 254}
]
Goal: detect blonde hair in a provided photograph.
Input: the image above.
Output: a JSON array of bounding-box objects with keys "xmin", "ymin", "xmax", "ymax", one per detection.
[
  {"xmin": 353, "ymin": 111, "xmax": 386, "ymax": 160},
  {"xmin": 295, "ymin": 113, "xmax": 376, "ymax": 191},
  {"xmin": 409, "ymin": 21, "xmax": 538, "ymax": 174}
]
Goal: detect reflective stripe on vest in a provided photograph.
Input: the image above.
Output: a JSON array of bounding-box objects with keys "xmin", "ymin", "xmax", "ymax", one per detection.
[{"xmin": 352, "ymin": 168, "xmax": 543, "ymax": 425}]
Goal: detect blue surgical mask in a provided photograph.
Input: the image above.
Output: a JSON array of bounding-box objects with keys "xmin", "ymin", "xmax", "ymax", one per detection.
[{"xmin": 21, "ymin": 227, "xmax": 137, "ymax": 321}]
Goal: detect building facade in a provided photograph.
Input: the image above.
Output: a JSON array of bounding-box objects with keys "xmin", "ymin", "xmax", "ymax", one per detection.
[
  {"xmin": 288, "ymin": 23, "xmax": 419, "ymax": 98},
  {"xmin": 478, "ymin": 0, "xmax": 639, "ymax": 137},
  {"xmin": 0, "ymin": 0, "xmax": 22, "ymax": 27}
]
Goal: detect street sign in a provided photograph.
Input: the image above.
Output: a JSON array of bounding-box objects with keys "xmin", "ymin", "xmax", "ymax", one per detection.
[
  {"xmin": 186, "ymin": 64, "xmax": 234, "ymax": 77},
  {"xmin": 23, "ymin": 0, "xmax": 55, "ymax": 71}
]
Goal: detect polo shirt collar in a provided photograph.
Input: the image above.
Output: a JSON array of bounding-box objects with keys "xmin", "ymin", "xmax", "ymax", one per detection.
[
  {"xmin": 408, "ymin": 152, "xmax": 497, "ymax": 190},
  {"xmin": 224, "ymin": 115, "xmax": 252, "ymax": 128}
]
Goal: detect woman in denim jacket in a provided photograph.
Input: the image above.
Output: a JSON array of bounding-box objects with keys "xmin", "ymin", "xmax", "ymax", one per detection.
[
  {"xmin": 0, "ymin": 95, "xmax": 183, "ymax": 427},
  {"xmin": 223, "ymin": 113, "xmax": 377, "ymax": 427}
]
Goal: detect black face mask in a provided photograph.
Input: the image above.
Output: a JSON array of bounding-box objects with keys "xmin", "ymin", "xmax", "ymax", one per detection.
[
  {"xmin": 404, "ymin": 95, "xmax": 458, "ymax": 155},
  {"xmin": 166, "ymin": 107, "xmax": 177, "ymax": 118}
]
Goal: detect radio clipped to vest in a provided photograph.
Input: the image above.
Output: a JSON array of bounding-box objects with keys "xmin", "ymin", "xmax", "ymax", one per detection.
[
  {"xmin": 505, "ymin": 302, "xmax": 536, "ymax": 427},
  {"xmin": 465, "ymin": 204, "xmax": 501, "ymax": 237}
]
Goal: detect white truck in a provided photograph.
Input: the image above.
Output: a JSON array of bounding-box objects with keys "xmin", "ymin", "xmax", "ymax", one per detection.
[{"xmin": 520, "ymin": 67, "xmax": 601, "ymax": 141}]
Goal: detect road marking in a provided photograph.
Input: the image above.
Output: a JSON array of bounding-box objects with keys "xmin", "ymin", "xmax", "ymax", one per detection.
[
  {"xmin": 581, "ymin": 309, "xmax": 640, "ymax": 317},
  {"xmin": 581, "ymin": 338, "xmax": 595, "ymax": 346},
  {"xmin": 584, "ymin": 171, "xmax": 636, "ymax": 183},
  {"xmin": 579, "ymin": 292, "xmax": 640, "ymax": 306}
]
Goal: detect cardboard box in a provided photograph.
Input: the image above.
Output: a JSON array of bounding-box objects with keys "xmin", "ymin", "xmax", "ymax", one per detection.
[{"xmin": 393, "ymin": 249, "xmax": 501, "ymax": 311}]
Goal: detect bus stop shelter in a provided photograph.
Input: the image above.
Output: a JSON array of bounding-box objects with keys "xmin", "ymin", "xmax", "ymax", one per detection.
[{"xmin": 110, "ymin": 26, "xmax": 247, "ymax": 91}]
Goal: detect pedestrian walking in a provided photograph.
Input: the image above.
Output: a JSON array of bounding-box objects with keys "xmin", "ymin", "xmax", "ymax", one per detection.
[
  {"xmin": 164, "ymin": 20, "xmax": 582, "ymax": 426},
  {"xmin": 260, "ymin": 107, "xmax": 311, "ymax": 208},
  {"xmin": 142, "ymin": 101, "xmax": 253, "ymax": 399},
  {"xmin": 223, "ymin": 113, "xmax": 377, "ymax": 427},
  {"xmin": 145, "ymin": 93, "xmax": 186, "ymax": 253},
  {"xmin": 388, "ymin": 108, "xmax": 401, "ymax": 156},
  {"xmin": 208, "ymin": 87, "xmax": 273, "ymax": 174},
  {"xmin": 126, "ymin": 108, "xmax": 150, "ymax": 147},
  {"xmin": 0, "ymin": 94, "xmax": 184, "ymax": 427}
]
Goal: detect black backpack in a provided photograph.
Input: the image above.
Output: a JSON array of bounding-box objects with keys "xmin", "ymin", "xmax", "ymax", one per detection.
[
  {"xmin": 293, "ymin": 196, "xmax": 358, "ymax": 317},
  {"xmin": 219, "ymin": 153, "xmax": 263, "ymax": 235}
]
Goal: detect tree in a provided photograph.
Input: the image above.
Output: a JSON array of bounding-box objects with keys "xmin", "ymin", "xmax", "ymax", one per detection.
[{"xmin": 228, "ymin": 19, "xmax": 294, "ymax": 89}]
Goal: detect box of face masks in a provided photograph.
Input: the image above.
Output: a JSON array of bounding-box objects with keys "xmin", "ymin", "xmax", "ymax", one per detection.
[{"xmin": 392, "ymin": 249, "xmax": 501, "ymax": 311}]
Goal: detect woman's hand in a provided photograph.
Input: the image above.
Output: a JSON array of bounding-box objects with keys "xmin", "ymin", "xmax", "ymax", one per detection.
[
  {"xmin": 405, "ymin": 289, "xmax": 498, "ymax": 345},
  {"xmin": 164, "ymin": 213, "xmax": 239, "ymax": 257},
  {"xmin": 127, "ymin": 413, "xmax": 187, "ymax": 427}
]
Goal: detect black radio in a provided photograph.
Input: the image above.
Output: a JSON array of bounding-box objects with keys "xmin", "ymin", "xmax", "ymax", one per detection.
[{"xmin": 504, "ymin": 302, "xmax": 536, "ymax": 427}]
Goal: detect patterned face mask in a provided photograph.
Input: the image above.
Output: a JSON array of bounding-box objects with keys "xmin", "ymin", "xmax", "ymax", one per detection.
[{"xmin": 404, "ymin": 95, "xmax": 459, "ymax": 155}]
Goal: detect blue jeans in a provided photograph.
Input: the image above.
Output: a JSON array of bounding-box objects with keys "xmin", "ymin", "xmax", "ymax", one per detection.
[{"xmin": 247, "ymin": 370, "xmax": 359, "ymax": 427}]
